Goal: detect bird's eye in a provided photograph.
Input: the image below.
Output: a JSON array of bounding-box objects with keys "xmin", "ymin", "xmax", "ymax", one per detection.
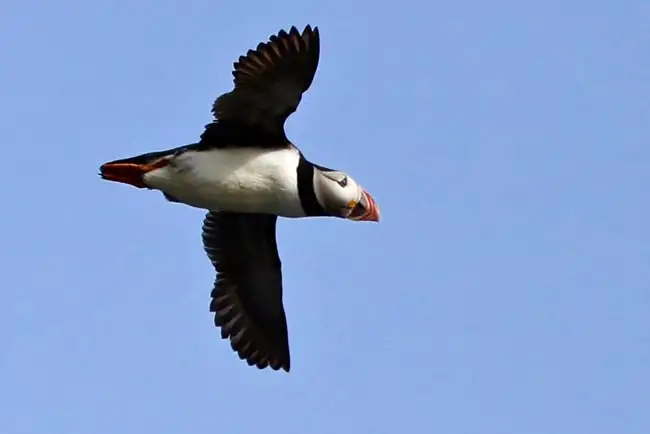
[{"xmin": 338, "ymin": 176, "xmax": 348, "ymax": 187}]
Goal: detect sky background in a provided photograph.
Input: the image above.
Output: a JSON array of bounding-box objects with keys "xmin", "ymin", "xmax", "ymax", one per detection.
[{"xmin": 1, "ymin": 0, "xmax": 648, "ymax": 433}]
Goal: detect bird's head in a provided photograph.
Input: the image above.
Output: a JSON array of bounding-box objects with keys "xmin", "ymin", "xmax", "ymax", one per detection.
[{"xmin": 313, "ymin": 168, "xmax": 380, "ymax": 222}]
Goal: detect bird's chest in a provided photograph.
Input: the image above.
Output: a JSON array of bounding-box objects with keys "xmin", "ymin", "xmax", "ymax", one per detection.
[{"xmin": 146, "ymin": 148, "xmax": 305, "ymax": 216}]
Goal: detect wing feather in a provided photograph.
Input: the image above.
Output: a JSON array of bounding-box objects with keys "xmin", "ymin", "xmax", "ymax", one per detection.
[
  {"xmin": 202, "ymin": 211, "xmax": 290, "ymax": 372},
  {"xmin": 211, "ymin": 25, "xmax": 320, "ymax": 138}
]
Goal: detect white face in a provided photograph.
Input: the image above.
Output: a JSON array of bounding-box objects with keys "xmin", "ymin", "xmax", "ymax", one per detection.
[{"xmin": 313, "ymin": 169, "xmax": 364, "ymax": 218}]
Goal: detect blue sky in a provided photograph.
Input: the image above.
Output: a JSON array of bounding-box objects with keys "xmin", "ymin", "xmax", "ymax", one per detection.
[{"xmin": 1, "ymin": 0, "xmax": 648, "ymax": 433}]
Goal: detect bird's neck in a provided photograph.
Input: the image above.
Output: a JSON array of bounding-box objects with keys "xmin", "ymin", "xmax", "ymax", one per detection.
[{"xmin": 297, "ymin": 155, "xmax": 328, "ymax": 217}]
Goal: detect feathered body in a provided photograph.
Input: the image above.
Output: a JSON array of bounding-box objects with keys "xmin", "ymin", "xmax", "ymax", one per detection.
[{"xmin": 99, "ymin": 25, "xmax": 380, "ymax": 372}]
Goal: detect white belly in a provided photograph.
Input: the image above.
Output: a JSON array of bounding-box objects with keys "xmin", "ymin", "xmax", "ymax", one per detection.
[{"xmin": 143, "ymin": 147, "xmax": 306, "ymax": 217}]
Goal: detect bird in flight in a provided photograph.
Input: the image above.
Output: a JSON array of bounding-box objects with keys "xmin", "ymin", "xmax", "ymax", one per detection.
[{"xmin": 99, "ymin": 25, "xmax": 380, "ymax": 372}]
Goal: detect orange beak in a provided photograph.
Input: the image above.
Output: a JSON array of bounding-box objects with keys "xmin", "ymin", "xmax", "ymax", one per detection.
[{"xmin": 348, "ymin": 190, "xmax": 380, "ymax": 222}]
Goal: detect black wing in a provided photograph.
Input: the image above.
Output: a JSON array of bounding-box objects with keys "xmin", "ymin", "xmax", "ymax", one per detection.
[
  {"xmin": 202, "ymin": 211, "xmax": 290, "ymax": 371},
  {"xmin": 212, "ymin": 25, "xmax": 320, "ymax": 138}
]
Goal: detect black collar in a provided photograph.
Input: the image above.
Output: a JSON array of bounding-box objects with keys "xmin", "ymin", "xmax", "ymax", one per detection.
[{"xmin": 296, "ymin": 155, "xmax": 328, "ymax": 217}]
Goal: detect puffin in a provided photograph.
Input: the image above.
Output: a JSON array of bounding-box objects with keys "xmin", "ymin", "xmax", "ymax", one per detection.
[{"xmin": 99, "ymin": 25, "xmax": 380, "ymax": 372}]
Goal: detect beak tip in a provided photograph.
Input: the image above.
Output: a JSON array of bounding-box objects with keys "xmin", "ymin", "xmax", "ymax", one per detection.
[
  {"xmin": 366, "ymin": 191, "xmax": 380, "ymax": 222},
  {"xmin": 349, "ymin": 189, "xmax": 380, "ymax": 222}
]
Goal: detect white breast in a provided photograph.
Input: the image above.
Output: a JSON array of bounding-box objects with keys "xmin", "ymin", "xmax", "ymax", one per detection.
[{"xmin": 143, "ymin": 147, "xmax": 306, "ymax": 217}]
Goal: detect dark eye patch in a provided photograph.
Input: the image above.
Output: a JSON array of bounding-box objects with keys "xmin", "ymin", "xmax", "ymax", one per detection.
[{"xmin": 338, "ymin": 176, "xmax": 348, "ymax": 187}]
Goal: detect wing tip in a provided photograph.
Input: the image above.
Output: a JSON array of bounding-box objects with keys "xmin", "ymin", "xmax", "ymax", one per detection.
[
  {"xmin": 209, "ymin": 281, "xmax": 291, "ymax": 373},
  {"xmin": 228, "ymin": 330, "xmax": 291, "ymax": 373},
  {"xmin": 211, "ymin": 24, "xmax": 321, "ymax": 126}
]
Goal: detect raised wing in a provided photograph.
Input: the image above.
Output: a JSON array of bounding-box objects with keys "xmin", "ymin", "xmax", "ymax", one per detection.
[{"xmin": 212, "ymin": 25, "xmax": 320, "ymax": 138}]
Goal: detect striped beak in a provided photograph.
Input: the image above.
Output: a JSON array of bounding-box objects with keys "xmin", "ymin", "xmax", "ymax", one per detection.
[{"xmin": 348, "ymin": 189, "xmax": 380, "ymax": 222}]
